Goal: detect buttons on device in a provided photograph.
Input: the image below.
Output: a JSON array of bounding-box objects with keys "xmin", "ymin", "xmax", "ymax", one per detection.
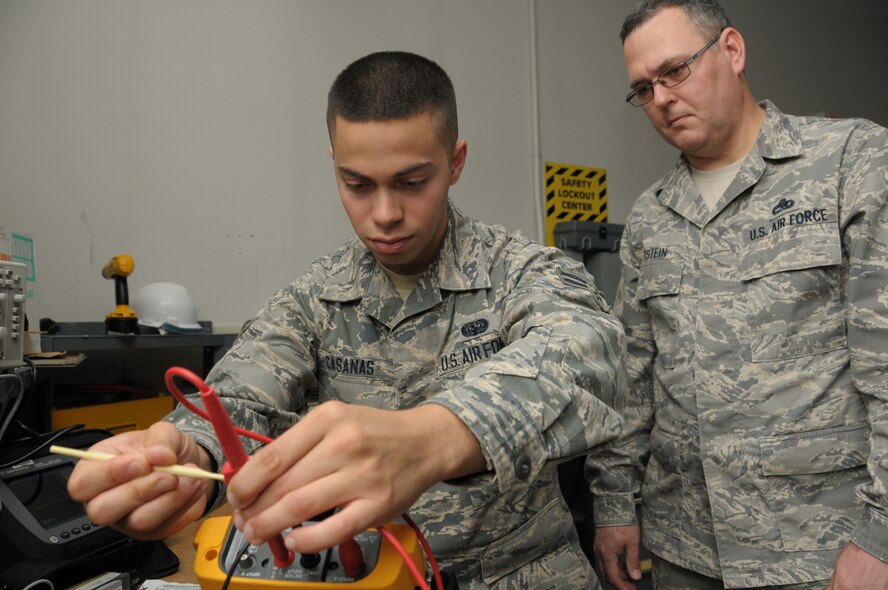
[{"xmin": 0, "ymin": 261, "xmax": 26, "ymax": 369}]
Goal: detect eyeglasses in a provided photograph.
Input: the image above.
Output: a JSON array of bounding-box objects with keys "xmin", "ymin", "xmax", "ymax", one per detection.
[{"xmin": 625, "ymin": 29, "xmax": 724, "ymax": 107}]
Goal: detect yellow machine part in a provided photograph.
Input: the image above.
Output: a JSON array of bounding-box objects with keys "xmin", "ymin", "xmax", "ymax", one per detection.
[
  {"xmin": 101, "ymin": 254, "xmax": 135, "ymax": 279},
  {"xmin": 106, "ymin": 303, "xmax": 137, "ymax": 319},
  {"xmin": 193, "ymin": 517, "xmax": 426, "ymax": 590}
]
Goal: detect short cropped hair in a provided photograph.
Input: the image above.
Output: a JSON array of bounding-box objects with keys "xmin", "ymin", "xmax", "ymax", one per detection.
[
  {"xmin": 327, "ymin": 51, "xmax": 458, "ymax": 151},
  {"xmin": 620, "ymin": 0, "xmax": 731, "ymax": 43}
]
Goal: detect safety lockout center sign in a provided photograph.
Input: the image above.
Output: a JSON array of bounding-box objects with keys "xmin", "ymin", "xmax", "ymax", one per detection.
[{"xmin": 544, "ymin": 161, "xmax": 607, "ymax": 246}]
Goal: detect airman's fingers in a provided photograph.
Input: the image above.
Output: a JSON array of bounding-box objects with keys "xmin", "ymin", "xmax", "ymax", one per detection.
[
  {"xmin": 227, "ymin": 403, "xmax": 342, "ymax": 508},
  {"xmin": 236, "ymin": 471, "xmax": 355, "ymax": 548},
  {"xmin": 83, "ymin": 470, "xmax": 179, "ymax": 526},
  {"xmin": 68, "ymin": 452, "xmax": 152, "ymax": 501},
  {"xmin": 120, "ymin": 475, "xmax": 209, "ymax": 539}
]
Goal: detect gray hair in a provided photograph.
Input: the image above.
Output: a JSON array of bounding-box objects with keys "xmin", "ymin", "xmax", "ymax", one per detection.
[{"xmin": 620, "ymin": 0, "xmax": 731, "ymax": 43}]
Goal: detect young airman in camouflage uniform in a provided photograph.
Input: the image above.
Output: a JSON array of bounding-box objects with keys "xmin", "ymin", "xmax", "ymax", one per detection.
[
  {"xmin": 587, "ymin": 2, "xmax": 888, "ymax": 589},
  {"xmin": 69, "ymin": 51, "xmax": 627, "ymax": 589}
]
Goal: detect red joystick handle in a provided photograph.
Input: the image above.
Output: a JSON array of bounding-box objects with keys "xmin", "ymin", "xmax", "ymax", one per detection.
[
  {"xmin": 339, "ymin": 538, "xmax": 365, "ymax": 578},
  {"xmin": 164, "ymin": 367, "xmax": 294, "ymax": 568}
]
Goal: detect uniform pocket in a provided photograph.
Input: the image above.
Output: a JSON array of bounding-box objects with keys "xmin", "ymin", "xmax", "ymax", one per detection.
[
  {"xmin": 316, "ymin": 352, "xmax": 398, "ymax": 408},
  {"xmin": 740, "ymin": 223, "xmax": 846, "ymax": 361},
  {"xmin": 442, "ymin": 473, "xmax": 500, "ymax": 511},
  {"xmin": 485, "ymin": 540, "xmax": 594, "ymax": 590},
  {"xmin": 318, "ymin": 373, "xmax": 399, "ymax": 409},
  {"xmin": 479, "ymin": 497, "xmax": 588, "ymax": 587},
  {"xmin": 637, "ymin": 261, "xmax": 683, "ymax": 369},
  {"xmin": 759, "ymin": 423, "xmax": 869, "ymax": 552}
]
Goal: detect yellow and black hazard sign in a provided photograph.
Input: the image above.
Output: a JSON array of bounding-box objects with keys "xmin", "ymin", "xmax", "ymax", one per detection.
[{"xmin": 544, "ymin": 161, "xmax": 607, "ymax": 246}]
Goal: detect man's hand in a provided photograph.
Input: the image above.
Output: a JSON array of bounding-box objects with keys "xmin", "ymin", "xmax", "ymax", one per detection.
[
  {"xmin": 829, "ymin": 542, "xmax": 888, "ymax": 590},
  {"xmin": 67, "ymin": 421, "xmax": 212, "ymax": 540},
  {"xmin": 594, "ymin": 524, "xmax": 643, "ymax": 590},
  {"xmin": 227, "ymin": 401, "xmax": 485, "ymax": 554}
]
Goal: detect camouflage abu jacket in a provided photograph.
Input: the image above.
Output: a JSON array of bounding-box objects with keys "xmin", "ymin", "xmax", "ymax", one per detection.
[
  {"xmin": 168, "ymin": 203, "xmax": 626, "ymax": 589},
  {"xmin": 586, "ymin": 101, "xmax": 888, "ymax": 588}
]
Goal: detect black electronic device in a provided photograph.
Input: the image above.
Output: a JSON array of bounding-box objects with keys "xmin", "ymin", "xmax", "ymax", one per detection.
[{"xmin": 0, "ymin": 430, "xmax": 127, "ymax": 570}]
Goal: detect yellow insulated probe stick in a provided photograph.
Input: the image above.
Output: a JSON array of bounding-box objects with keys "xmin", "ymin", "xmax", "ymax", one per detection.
[{"xmin": 49, "ymin": 445, "xmax": 225, "ymax": 481}]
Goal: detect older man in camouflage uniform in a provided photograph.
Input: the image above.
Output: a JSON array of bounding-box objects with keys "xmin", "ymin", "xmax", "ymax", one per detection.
[
  {"xmin": 69, "ymin": 51, "xmax": 627, "ymax": 589},
  {"xmin": 586, "ymin": 1, "xmax": 888, "ymax": 590}
]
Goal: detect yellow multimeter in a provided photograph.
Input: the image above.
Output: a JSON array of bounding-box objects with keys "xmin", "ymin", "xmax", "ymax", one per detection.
[{"xmin": 193, "ymin": 517, "xmax": 425, "ymax": 589}]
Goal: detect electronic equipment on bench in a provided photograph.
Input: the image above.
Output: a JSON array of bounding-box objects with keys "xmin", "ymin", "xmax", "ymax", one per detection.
[
  {"xmin": 163, "ymin": 367, "xmax": 452, "ymax": 590},
  {"xmin": 193, "ymin": 516, "xmax": 425, "ymax": 590},
  {"xmin": 0, "ymin": 430, "xmax": 128, "ymax": 577},
  {"xmin": 0, "ymin": 260, "xmax": 26, "ymax": 370}
]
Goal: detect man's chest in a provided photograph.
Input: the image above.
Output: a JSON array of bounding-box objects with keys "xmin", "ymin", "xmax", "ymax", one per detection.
[{"xmin": 315, "ymin": 291, "xmax": 507, "ymax": 408}]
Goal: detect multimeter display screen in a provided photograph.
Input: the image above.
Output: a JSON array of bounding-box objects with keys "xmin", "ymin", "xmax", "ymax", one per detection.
[{"xmin": 5, "ymin": 464, "xmax": 85, "ymax": 529}]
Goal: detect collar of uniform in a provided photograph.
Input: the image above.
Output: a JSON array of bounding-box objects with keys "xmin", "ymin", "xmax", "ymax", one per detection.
[
  {"xmin": 316, "ymin": 203, "xmax": 491, "ymax": 304},
  {"xmin": 652, "ymin": 101, "xmax": 799, "ymax": 226},
  {"xmin": 317, "ymin": 240, "xmax": 376, "ymax": 303},
  {"xmin": 433, "ymin": 203, "xmax": 492, "ymax": 292},
  {"xmin": 755, "ymin": 100, "xmax": 803, "ymax": 161}
]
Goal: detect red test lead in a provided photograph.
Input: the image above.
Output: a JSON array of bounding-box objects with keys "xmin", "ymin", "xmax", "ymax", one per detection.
[{"xmin": 164, "ymin": 366, "xmax": 294, "ymax": 568}]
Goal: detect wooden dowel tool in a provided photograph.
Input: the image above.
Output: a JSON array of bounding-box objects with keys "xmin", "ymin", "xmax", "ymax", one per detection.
[{"xmin": 49, "ymin": 445, "xmax": 225, "ymax": 481}]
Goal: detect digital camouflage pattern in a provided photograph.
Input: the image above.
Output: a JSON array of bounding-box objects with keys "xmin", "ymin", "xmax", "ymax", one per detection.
[
  {"xmin": 586, "ymin": 101, "xmax": 888, "ymax": 588},
  {"xmin": 168, "ymin": 203, "xmax": 626, "ymax": 589},
  {"xmin": 649, "ymin": 555, "xmax": 828, "ymax": 590}
]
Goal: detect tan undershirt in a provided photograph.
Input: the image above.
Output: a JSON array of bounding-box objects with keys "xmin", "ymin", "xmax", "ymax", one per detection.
[
  {"xmin": 691, "ymin": 156, "xmax": 745, "ymax": 211},
  {"xmin": 380, "ymin": 265, "xmax": 423, "ymax": 300}
]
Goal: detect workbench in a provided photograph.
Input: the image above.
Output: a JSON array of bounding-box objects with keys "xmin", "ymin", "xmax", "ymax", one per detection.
[{"xmin": 19, "ymin": 322, "xmax": 235, "ymax": 434}]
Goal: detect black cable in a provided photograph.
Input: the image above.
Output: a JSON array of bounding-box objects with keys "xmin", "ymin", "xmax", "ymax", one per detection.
[
  {"xmin": 0, "ymin": 423, "xmax": 84, "ymax": 469},
  {"xmin": 0, "ymin": 377, "xmax": 14, "ymax": 428},
  {"xmin": 0, "ymin": 359, "xmax": 37, "ymax": 443},
  {"xmin": 13, "ymin": 418, "xmax": 44, "ymax": 438},
  {"xmin": 221, "ymin": 541, "xmax": 252, "ymax": 590},
  {"xmin": 0, "ymin": 373, "xmax": 24, "ymax": 443},
  {"xmin": 21, "ymin": 357, "xmax": 37, "ymax": 389}
]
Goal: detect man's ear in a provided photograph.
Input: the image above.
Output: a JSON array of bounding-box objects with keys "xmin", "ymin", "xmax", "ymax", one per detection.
[
  {"xmin": 450, "ymin": 139, "xmax": 468, "ymax": 185},
  {"xmin": 722, "ymin": 27, "xmax": 747, "ymax": 76},
  {"xmin": 328, "ymin": 146, "xmax": 334, "ymax": 159}
]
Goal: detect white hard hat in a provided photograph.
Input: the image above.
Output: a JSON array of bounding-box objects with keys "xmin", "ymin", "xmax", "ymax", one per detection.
[{"xmin": 132, "ymin": 282, "xmax": 206, "ymax": 333}]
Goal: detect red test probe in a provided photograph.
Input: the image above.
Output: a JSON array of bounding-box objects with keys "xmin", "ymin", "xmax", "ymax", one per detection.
[
  {"xmin": 164, "ymin": 366, "xmax": 294, "ymax": 568},
  {"xmin": 165, "ymin": 366, "xmax": 444, "ymax": 588}
]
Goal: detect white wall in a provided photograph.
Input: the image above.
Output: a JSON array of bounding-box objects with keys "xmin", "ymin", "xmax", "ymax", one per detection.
[
  {"xmin": 2, "ymin": 0, "xmax": 886, "ymax": 329},
  {"xmin": 1, "ymin": 0, "xmax": 536, "ymax": 328}
]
